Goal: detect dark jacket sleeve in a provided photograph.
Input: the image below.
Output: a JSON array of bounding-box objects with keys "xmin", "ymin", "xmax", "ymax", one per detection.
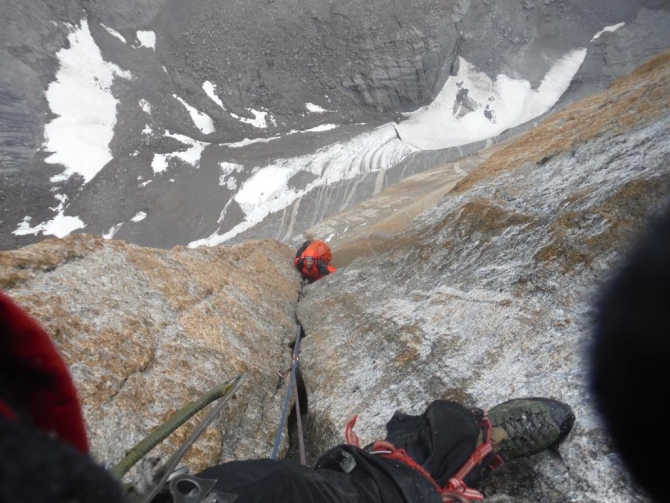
[
  {"xmin": 198, "ymin": 459, "xmax": 370, "ymax": 503},
  {"xmin": 317, "ymin": 260, "xmax": 330, "ymax": 276}
]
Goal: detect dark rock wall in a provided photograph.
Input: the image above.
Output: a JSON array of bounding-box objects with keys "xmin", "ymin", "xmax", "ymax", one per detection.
[
  {"xmin": 1, "ymin": 0, "xmax": 669, "ymax": 260},
  {"xmin": 156, "ymin": 0, "xmax": 465, "ymax": 120}
]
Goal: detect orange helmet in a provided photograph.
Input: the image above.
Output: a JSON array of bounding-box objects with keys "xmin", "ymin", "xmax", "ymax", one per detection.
[{"xmin": 302, "ymin": 240, "xmax": 332, "ymax": 264}]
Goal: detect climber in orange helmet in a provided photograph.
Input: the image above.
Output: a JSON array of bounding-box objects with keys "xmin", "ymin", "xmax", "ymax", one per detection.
[{"xmin": 294, "ymin": 240, "xmax": 337, "ymax": 282}]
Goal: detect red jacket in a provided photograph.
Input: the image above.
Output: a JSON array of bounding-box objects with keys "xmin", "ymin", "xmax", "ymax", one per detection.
[
  {"xmin": 294, "ymin": 240, "xmax": 337, "ymax": 282},
  {"xmin": 0, "ymin": 292, "xmax": 88, "ymax": 453},
  {"xmin": 0, "ymin": 292, "xmax": 126, "ymax": 502},
  {"xmin": 294, "ymin": 256, "xmax": 337, "ymax": 282}
]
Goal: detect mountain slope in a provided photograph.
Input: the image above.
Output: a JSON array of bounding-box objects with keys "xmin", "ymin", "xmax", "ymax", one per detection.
[{"xmin": 0, "ymin": 20, "xmax": 669, "ymax": 503}]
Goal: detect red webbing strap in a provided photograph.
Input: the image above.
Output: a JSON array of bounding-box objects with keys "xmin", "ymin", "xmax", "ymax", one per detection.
[
  {"xmin": 488, "ymin": 454, "xmax": 506, "ymax": 472},
  {"xmin": 370, "ymin": 440, "xmax": 443, "ymax": 492},
  {"xmin": 441, "ymin": 487, "xmax": 485, "ymax": 503},
  {"xmin": 344, "ymin": 415, "xmax": 361, "ymax": 447},
  {"xmin": 344, "ymin": 412, "xmax": 499, "ymax": 503},
  {"xmin": 440, "ymin": 414, "xmax": 501, "ymax": 501},
  {"xmin": 450, "ymin": 417, "xmax": 494, "ymax": 482}
]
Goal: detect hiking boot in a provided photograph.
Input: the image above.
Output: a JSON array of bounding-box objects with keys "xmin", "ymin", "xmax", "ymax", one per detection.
[{"xmin": 487, "ymin": 397, "xmax": 575, "ymax": 460}]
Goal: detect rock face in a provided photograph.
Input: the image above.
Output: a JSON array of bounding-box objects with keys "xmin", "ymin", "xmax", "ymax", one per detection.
[
  {"xmin": 339, "ymin": 25, "xmax": 458, "ymax": 112},
  {"xmin": 158, "ymin": 0, "xmax": 465, "ymax": 117},
  {"xmin": 221, "ymin": 2, "xmax": 670, "ymax": 250},
  {"xmin": 3, "ymin": 0, "xmax": 669, "ymax": 254},
  {"xmin": 1, "ymin": 31, "xmax": 670, "ymax": 503},
  {"xmin": 0, "ymin": 235, "xmax": 301, "ymax": 476},
  {"xmin": 296, "ymin": 52, "xmax": 670, "ymax": 501}
]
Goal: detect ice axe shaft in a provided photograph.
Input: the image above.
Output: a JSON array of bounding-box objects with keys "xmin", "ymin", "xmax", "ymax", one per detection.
[{"xmin": 109, "ymin": 374, "xmax": 247, "ymax": 482}]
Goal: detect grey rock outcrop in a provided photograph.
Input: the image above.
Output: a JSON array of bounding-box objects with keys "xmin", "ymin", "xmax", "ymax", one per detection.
[
  {"xmin": 158, "ymin": 0, "xmax": 466, "ymax": 118},
  {"xmin": 0, "ymin": 236, "xmax": 301, "ymax": 475},
  {"xmin": 340, "ymin": 27, "xmax": 458, "ymax": 112}
]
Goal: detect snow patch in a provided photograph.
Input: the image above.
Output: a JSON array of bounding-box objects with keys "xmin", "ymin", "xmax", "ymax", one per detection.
[
  {"xmin": 203, "ymin": 81, "xmax": 225, "ymax": 109},
  {"xmin": 140, "ymin": 99, "xmax": 151, "ymax": 114},
  {"xmin": 101, "ymin": 24, "xmax": 126, "ymax": 43},
  {"xmin": 151, "ymin": 132, "xmax": 208, "ymax": 173},
  {"xmin": 140, "ymin": 100, "xmax": 152, "ymax": 135},
  {"xmin": 152, "ymin": 156, "xmax": 168, "ymax": 173},
  {"xmin": 103, "ymin": 223, "xmax": 123, "ymax": 239},
  {"xmin": 43, "ymin": 19, "xmax": 132, "ymax": 183},
  {"xmin": 226, "ymin": 125, "xmax": 335, "ymax": 147},
  {"xmin": 230, "ymin": 109, "xmax": 272, "ymax": 128},
  {"xmin": 395, "ymin": 51, "xmax": 587, "ymax": 151},
  {"xmin": 188, "ymin": 124, "xmax": 416, "ymax": 247},
  {"xmin": 222, "ymin": 125, "xmax": 336, "ymax": 149},
  {"xmin": 13, "ymin": 194, "xmax": 85, "ymax": 238},
  {"xmin": 13, "ymin": 214, "xmax": 85, "ymax": 238},
  {"xmin": 306, "ymin": 103, "xmax": 327, "ymax": 113},
  {"xmin": 223, "ymin": 136, "xmax": 282, "ymax": 148},
  {"xmin": 219, "ymin": 162, "xmax": 244, "ymax": 189},
  {"xmin": 174, "ymin": 94, "xmax": 215, "ymax": 134},
  {"xmin": 136, "ymin": 30, "xmax": 156, "ymax": 49},
  {"xmin": 131, "ymin": 211, "xmax": 147, "ymax": 222},
  {"xmin": 591, "ymin": 23, "xmax": 626, "ymax": 42},
  {"xmin": 306, "ymin": 124, "xmax": 338, "ymax": 132}
]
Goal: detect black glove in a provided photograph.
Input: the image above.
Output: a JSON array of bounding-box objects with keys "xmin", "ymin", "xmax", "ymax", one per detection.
[{"xmin": 317, "ymin": 260, "xmax": 330, "ymax": 276}]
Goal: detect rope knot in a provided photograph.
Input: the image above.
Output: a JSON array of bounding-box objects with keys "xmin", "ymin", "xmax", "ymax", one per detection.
[{"xmin": 446, "ymin": 478, "xmax": 467, "ymax": 492}]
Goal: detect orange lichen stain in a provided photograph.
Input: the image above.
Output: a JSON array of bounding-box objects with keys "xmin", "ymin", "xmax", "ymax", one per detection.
[
  {"xmin": 452, "ymin": 199, "xmax": 534, "ymax": 237},
  {"xmin": 534, "ymin": 175, "xmax": 670, "ymax": 272},
  {"xmin": 0, "ymin": 234, "xmax": 106, "ymax": 289}
]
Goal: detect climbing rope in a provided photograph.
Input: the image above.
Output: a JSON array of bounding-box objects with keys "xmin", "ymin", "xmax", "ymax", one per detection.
[
  {"xmin": 110, "ymin": 374, "xmax": 247, "ymax": 482},
  {"xmin": 293, "ymin": 363, "xmax": 306, "ymax": 465},
  {"xmin": 140, "ymin": 373, "xmax": 247, "ymax": 503},
  {"xmin": 271, "ymin": 322, "xmax": 304, "ymax": 460},
  {"xmin": 105, "ymin": 374, "xmax": 246, "ymax": 503}
]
